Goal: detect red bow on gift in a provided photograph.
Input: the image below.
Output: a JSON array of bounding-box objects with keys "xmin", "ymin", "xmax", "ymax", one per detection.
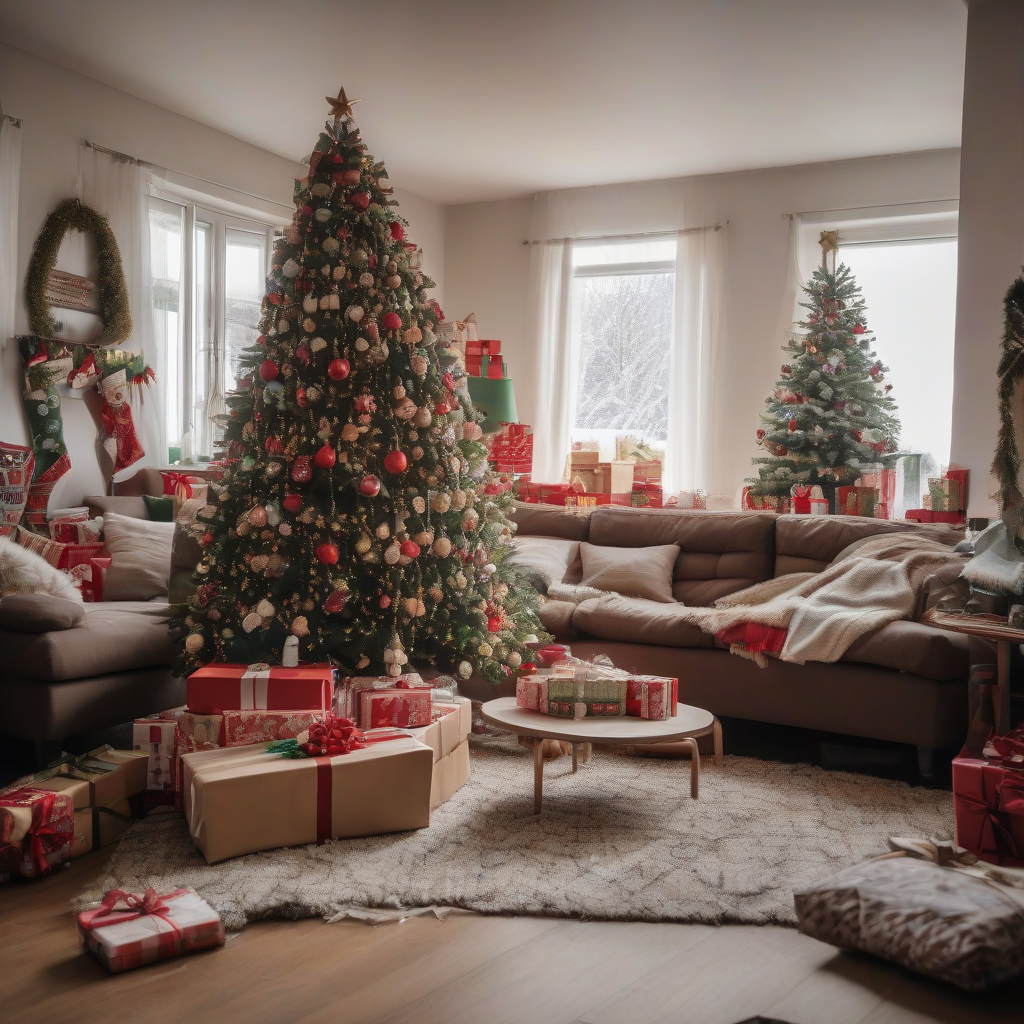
[
  {"xmin": 162, "ymin": 472, "xmax": 196, "ymax": 498},
  {"xmin": 0, "ymin": 789, "xmax": 69, "ymax": 878},
  {"xmin": 82, "ymin": 887, "xmax": 188, "ymax": 937},
  {"xmin": 301, "ymin": 715, "xmax": 366, "ymax": 757}
]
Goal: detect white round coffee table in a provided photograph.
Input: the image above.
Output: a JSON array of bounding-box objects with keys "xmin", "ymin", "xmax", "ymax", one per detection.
[{"xmin": 480, "ymin": 697, "xmax": 717, "ymax": 813}]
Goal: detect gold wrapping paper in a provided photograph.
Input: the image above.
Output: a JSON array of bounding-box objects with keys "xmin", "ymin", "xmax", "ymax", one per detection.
[{"xmin": 182, "ymin": 739, "xmax": 434, "ymax": 864}]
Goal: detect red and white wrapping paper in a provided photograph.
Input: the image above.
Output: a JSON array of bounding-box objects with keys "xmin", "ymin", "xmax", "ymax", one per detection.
[
  {"xmin": 625, "ymin": 677, "xmax": 678, "ymax": 720},
  {"xmin": 221, "ymin": 709, "xmax": 321, "ymax": 747},
  {"xmin": 359, "ymin": 688, "xmax": 431, "ymax": 730},
  {"xmin": 516, "ymin": 676, "xmax": 549, "ymax": 712},
  {"xmin": 78, "ymin": 887, "xmax": 225, "ymax": 973},
  {"xmin": 0, "ymin": 787, "xmax": 74, "ymax": 878},
  {"xmin": 132, "ymin": 718, "xmax": 178, "ymax": 805},
  {"xmin": 186, "ymin": 663, "xmax": 334, "ymax": 715},
  {"xmin": 337, "ymin": 673, "xmax": 425, "ymax": 719}
]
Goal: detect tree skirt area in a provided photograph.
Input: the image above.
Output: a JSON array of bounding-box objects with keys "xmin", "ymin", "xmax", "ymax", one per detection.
[{"xmin": 83, "ymin": 737, "xmax": 953, "ymax": 931}]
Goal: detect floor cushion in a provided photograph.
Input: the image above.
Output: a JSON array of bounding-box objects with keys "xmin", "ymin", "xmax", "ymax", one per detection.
[
  {"xmin": 1, "ymin": 601, "xmax": 176, "ymax": 682},
  {"xmin": 572, "ymin": 595, "xmax": 714, "ymax": 648}
]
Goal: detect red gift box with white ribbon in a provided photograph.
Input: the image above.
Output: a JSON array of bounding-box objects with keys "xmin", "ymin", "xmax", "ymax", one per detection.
[{"xmin": 185, "ymin": 663, "xmax": 334, "ymax": 715}]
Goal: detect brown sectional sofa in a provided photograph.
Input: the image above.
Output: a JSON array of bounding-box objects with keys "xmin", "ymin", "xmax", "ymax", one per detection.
[{"xmin": 507, "ymin": 504, "xmax": 971, "ymax": 776}]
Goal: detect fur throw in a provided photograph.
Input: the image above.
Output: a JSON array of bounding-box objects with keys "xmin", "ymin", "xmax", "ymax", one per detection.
[{"xmin": 0, "ymin": 535, "xmax": 82, "ymax": 603}]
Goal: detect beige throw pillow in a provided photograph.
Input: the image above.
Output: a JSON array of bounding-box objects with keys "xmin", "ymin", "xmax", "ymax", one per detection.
[
  {"xmin": 102, "ymin": 512, "xmax": 175, "ymax": 602},
  {"xmin": 579, "ymin": 542, "xmax": 680, "ymax": 603}
]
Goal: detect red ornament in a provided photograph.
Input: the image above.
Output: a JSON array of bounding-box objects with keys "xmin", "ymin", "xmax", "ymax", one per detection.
[
  {"xmin": 296, "ymin": 387, "xmax": 307, "ymax": 408},
  {"xmin": 400, "ymin": 540, "xmax": 420, "ymax": 559},
  {"xmin": 389, "ymin": 221, "xmax": 405, "ymax": 241},
  {"xmin": 315, "ymin": 542, "xmax": 339, "ymax": 565},
  {"xmin": 852, "ymin": 323, "xmax": 866, "ymax": 334},
  {"xmin": 359, "ymin": 474, "xmax": 381, "ymax": 497},
  {"xmin": 484, "ymin": 482, "xmax": 500, "ymax": 495},
  {"xmin": 202, "ymin": 532, "xmax": 214, "ymax": 546},
  {"xmin": 295, "ymin": 346, "xmax": 310, "ymax": 365},
  {"xmin": 337, "ymin": 226, "xmax": 348, "ymax": 240},
  {"xmin": 434, "ymin": 400, "xmax": 450, "ymax": 415},
  {"xmin": 328, "ymin": 357, "xmax": 351, "ymax": 381},
  {"xmin": 324, "ymin": 589, "xmax": 348, "ymax": 613},
  {"xmin": 283, "ymin": 493, "xmax": 302, "ymax": 513},
  {"xmin": 259, "ymin": 359, "xmax": 279, "ymax": 382},
  {"xmin": 368, "ymin": 254, "xmax": 377, "ymax": 269},
  {"xmin": 777, "ymin": 445, "xmax": 788, "ymax": 456},
  {"xmin": 291, "ymin": 456, "xmax": 313, "ymax": 484},
  {"xmin": 380, "ymin": 311, "xmax": 402, "ymax": 331},
  {"xmin": 756, "ymin": 428, "xmax": 766, "ymax": 442},
  {"xmin": 379, "ymin": 595, "xmax": 391, "ymax": 608},
  {"xmin": 314, "ymin": 444, "xmax": 336, "ymax": 469},
  {"xmin": 487, "ymin": 616, "xmax": 501, "ymax": 633},
  {"xmin": 383, "ymin": 450, "xmax": 408, "ymax": 474},
  {"xmin": 348, "ymin": 192, "xmax": 370, "ymax": 211},
  {"xmin": 788, "ymin": 419, "xmax": 798, "ymax": 432}
]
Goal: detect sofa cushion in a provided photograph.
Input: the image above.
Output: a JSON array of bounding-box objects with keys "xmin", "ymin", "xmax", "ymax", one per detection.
[
  {"xmin": 580, "ymin": 542, "xmax": 679, "ymax": 603},
  {"xmin": 0, "ymin": 594, "xmax": 85, "ymax": 632},
  {"xmin": 586, "ymin": 507, "xmax": 777, "ymax": 604},
  {"xmin": 509, "ymin": 502, "xmax": 591, "ymax": 541},
  {"xmin": 167, "ymin": 526, "xmax": 203, "ymax": 604},
  {"xmin": 102, "ymin": 512, "xmax": 175, "ymax": 602},
  {"xmin": 774, "ymin": 515, "xmax": 964, "ymax": 576},
  {"xmin": 537, "ymin": 599, "xmax": 578, "ymax": 641},
  {"xmin": 84, "ymin": 495, "xmax": 148, "ymax": 520},
  {"xmin": 509, "ymin": 536, "xmax": 582, "ymax": 592},
  {"xmin": 841, "ymin": 620, "xmax": 969, "ymax": 682},
  {"xmin": 573, "ymin": 595, "xmax": 715, "ymax": 648},
  {"xmin": 0, "ymin": 601, "xmax": 176, "ymax": 682}
]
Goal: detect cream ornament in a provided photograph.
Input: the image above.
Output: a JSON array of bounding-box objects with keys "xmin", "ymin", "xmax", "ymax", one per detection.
[
  {"xmin": 346, "ymin": 305, "xmax": 364, "ymax": 322},
  {"xmin": 282, "ymin": 258, "xmax": 300, "ymax": 278},
  {"xmin": 384, "ymin": 542, "xmax": 402, "ymax": 564},
  {"xmin": 375, "ymin": 522, "xmax": 390, "ymax": 539},
  {"xmin": 393, "ymin": 397, "xmax": 417, "ymax": 420},
  {"xmin": 354, "ymin": 337, "xmax": 370, "ymax": 352},
  {"xmin": 256, "ymin": 599, "xmax": 275, "ymax": 618},
  {"xmin": 414, "ymin": 406, "xmax": 432, "ymax": 428},
  {"xmin": 185, "ymin": 633, "xmax": 204, "ymax": 653},
  {"xmin": 341, "ymin": 423, "xmax": 359, "ymax": 441},
  {"xmin": 291, "ymin": 616, "xmax": 310, "ymax": 637},
  {"xmin": 411, "ymin": 496, "xmax": 426, "ymax": 513},
  {"xmin": 458, "ymin": 661, "xmax": 473, "ymax": 679},
  {"xmin": 355, "ymin": 532, "xmax": 372, "ymax": 554},
  {"xmin": 303, "ymin": 294, "xmax": 318, "ymax": 314},
  {"xmin": 432, "ymin": 536, "xmax": 452, "ymax": 557},
  {"xmin": 452, "ymin": 489, "xmax": 467, "ymax": 511},
  {"xmin": 507, "ymin": 651, "xmax": 522, "ymax": 668},
  {"xmin": 431, "ymin": 493, "xmax": 451, "ymax": 513},
  {"xmin": 242, "ymin": 611, "xmax": 263, "ymax": 633}
]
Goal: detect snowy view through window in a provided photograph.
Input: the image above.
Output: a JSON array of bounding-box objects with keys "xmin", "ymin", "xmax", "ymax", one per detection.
[{"xmin": 572, "ymin": 239, "xmax": 675, "ymax": 453}]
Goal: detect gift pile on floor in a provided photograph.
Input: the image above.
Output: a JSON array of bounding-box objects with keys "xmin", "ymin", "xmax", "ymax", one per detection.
[{"xmin": 1, "ymin": 662, "xmax": 471, "ymax": 972}]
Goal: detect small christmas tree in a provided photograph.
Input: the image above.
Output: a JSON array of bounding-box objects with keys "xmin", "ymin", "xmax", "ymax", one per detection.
[
  {"xmin": 749, "ymin": 231, "xmax": 900, "ymax": 506},
  {"xmin": 172, "ymin": 90, "xmax": 545, "ymax": 683}
]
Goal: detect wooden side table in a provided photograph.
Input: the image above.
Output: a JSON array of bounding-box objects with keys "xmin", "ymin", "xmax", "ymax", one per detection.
[{"xmin": 928, "ymin": 612, "xmax": 1021, "ymax": 734}]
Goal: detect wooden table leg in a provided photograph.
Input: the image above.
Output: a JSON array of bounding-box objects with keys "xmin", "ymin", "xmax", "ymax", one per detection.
[
  {"xmin": 534, "ymin": 737, "xmax": 544, "ymax": 814},
  {"xmin": 683, "ymin": 737, "xmax": 700, "ymax": 798},
  {"xmin": 997, "ymin": 639, "xmax": 1013, "ymax": 736},
  {"xmin": 713, "ymin": 718, "xmax": 723, "ymax": 768},
  {"xmin": 572, "ymin": 743, "xmax": 578, "ymax": 772}
]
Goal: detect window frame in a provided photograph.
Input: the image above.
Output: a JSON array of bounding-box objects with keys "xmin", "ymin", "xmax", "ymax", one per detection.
[{"xmin": 149, "ymin": 186, "xmax": 281, "ymax": 459}]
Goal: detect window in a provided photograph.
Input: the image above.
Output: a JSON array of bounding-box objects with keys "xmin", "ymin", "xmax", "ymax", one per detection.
[
  {"xmin": 839, "ymin": 235, "xmax": 958, "ymax": 482},
  {"xmin": 149, "ymin": 195, "xmax": 278, "ymax": 460},
  {"xmin": 570, "ymin": 237, "xmax": 676, "ymax": 456}
]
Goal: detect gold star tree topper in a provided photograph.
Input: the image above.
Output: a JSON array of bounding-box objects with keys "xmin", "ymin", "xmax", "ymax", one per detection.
[{"xmin": 326, "ymin": 87, "xmax": 359, "ymax": 123}]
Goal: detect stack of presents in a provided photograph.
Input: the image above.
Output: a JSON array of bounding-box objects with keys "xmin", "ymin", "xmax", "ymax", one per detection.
[
  {"xmin": 1, "ymin": 661, "xmax": 471, "ymax": 970},
  {"xmin": 517, "ymin": 644, "xmax": 679, "ymax": 721},
  {"xmin": 518, "ymin": 447, "xmax": 666, "ymax": 509}
]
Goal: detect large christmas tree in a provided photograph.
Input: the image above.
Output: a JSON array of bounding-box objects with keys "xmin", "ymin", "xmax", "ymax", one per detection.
[
  {"xmin": 173, "ymin": 90, "xmax": 544, "ymax": 683},
  {"xmin": 749, "ymin": 231, "xmax": 900, "ymax": 503}
]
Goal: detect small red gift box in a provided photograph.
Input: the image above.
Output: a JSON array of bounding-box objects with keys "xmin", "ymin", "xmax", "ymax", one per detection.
[
  {"xmin": 78, "ymin": 887, "xmax": 225, "ymax": 973},
  {"xmin": 0, "ymin": 787, "xmax": 74, "ymax": 878},
  {"xmin": 186, "ymin": 664, "xmax": 334, "ymax": 715},
  {"xmin": 952, "ymin": 749, "xmax": 1024, "ymax": 867},
  {"xmin": 625, "ymin": 677, "xmax": 678, "ymax": 720},
  {"xmin": 359, "ymin": 688, "xmax": 431, "ymax": 730},
  {"xmin": 516, "ymin": 676, "xmax": 549, "ymax": 712}
]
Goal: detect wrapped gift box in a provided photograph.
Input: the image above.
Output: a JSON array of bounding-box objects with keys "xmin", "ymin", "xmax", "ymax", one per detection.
[
  {"xmin": 133, "ymin": 718, "xmax": 178, "ymax": 804},
  {"xmin": 953, "ymin": 749, "xmax": 1024, "ymax": 867},
  {"xmin": 186, "ymin": 664, "xmax": 334, "ymax": 715},
  {"xmin": 359, "ymin": 688, "xmax": 431, "ymax": 730},
  {"xmin": 408, "ymin": 698, "xmax": 471, "ymax": 763},
  {"xmin": 72, "ymin": 801, "xmax": 134, "ymax": 858},
  {"xmin": 172, "ymin": 713, "xmax": 223, "ymax": 810},
  {"xmin": 181, "ymin": 738, "xmax": 434, "ymax": 863},
  {"xmin": 430, "ymin": 739, "xmax": 470, "ymax": 811},
  {"xmin": 546, "ymin": 673, "xmax": 627, "ymax": 718},
  {"xmin": 516, "ymin": 675, "xmax": 549, "ymax": 712},
  {"xmin": 220, "ymin": 709, "xmax": 321, "ymax": 747},
  {"xmin": 624, "ymin": 677, "xmax": 677, "ymax": 720},
  {"xmin": 338, "ymin": 674, "xmax": 424, "ymax": 719},
  {"xmin": 78, "ymin": 887, "xmax": 225, "ymax": 973},
  {"xmin": 0, "ymin": 787, "xmax": 74, "ymax": 878}
]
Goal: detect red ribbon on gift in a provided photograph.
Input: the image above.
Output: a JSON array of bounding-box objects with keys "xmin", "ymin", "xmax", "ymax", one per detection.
[
  {"xmin": 0, "ymin": 788, "xmax": 69, "ymax": 877},
  {"xmin": 956, "ymin": 778, "xmax": 1024, "ymax": 866},
  {"xmin": 81, "ymin": 887, "xmax": 189, "ymax": 940},
  {"xmin": 161, "ymin": 471, "xmax": 196, "ymax": 497}
]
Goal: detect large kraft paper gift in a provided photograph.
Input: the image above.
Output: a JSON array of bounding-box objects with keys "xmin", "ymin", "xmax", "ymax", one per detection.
[
  {"xmin": 182, "ymin": 737, "xmax": 434, "ymax": 864},
  {"xmin": 186, "ymin": 663, "xmax": 334, "ymax": 715}
]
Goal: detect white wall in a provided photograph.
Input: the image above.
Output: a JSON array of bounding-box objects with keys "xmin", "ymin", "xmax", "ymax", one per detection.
[
  {"xmin": 0, "ymin": 43, "xmax": 444, "ymax": 508},
  {"xmin": 951, "ymin": 0, "xmax": 1024, "ymax": 518},
  {"xmin": 444, "ymin": 150, "xmax": 961, "ymax": 501}
]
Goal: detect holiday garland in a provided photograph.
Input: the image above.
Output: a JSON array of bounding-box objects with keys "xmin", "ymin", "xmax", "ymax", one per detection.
[
  {"xmin": 25, "ymin": 198, "xmax": 133, "ymax": 345},
  {"xmin": 993, "ymin": 271, "xmax": 1024, "ymax": 548}
]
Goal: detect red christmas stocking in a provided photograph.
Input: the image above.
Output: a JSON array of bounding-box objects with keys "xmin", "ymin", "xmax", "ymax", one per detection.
[{"xmin": 100, "ymin": 369, "xmax": 145, "ymax": 473}]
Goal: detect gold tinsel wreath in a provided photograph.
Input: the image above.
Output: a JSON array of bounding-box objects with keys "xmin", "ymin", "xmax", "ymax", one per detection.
[{"xmin": 24, "ymin": 197, "xmax": 133, "ymax": 346}]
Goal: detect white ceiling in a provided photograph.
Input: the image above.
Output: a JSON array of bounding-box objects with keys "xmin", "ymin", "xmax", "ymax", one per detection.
[{"xmin": 0, "ymin": 0, "xmax": 967, "ymax": 205}]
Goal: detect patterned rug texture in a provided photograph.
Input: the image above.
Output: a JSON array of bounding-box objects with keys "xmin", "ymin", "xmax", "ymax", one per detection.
[{"xmin": 84, "ymin": 736, "xmax": 953, "ymax": 931}]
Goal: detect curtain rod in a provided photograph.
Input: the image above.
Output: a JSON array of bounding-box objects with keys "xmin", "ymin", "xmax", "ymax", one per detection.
[
  {"xmin": 783, "ymin": 197, "xmax": 958, "ymax": 220},
  {"xmin": 522, "ymin": 222, "xmax": 727, "ymax": 246},
  {"xmin": 83, "ymin": 139, "xmax": 294, "ymax": 212}
]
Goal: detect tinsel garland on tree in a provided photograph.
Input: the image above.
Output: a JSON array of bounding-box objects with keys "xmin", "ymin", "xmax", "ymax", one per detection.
[
  {"xmin": 749, "ymin": 231, "xmax": 900, "ymax": 502},
  {"xmin": 171, "ymin": 92, "xmax": 546, "ymax": 683}
]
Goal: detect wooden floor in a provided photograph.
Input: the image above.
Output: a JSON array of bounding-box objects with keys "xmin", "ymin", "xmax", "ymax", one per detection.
[{"xmin": 3, "ymin": 849, "xmax": 1023, "ymax": 1024}]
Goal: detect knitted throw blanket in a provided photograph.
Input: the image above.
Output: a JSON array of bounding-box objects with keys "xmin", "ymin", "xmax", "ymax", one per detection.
[{"xmin": 676, "ymin": 533, "xmax": 967, "ymax": 667}]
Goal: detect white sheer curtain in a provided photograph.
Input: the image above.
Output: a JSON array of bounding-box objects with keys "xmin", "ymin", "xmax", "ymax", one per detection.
[
  {"xmin": 775, "ymin": 213, "xmax": 816, "ymax": 350},
  {"xmin": 80, "ymin": 145, "xmax": 166, "ymax": 475},
  {"xmin": 528, "ymin": 238, "xmax": 574, "ymax": 481},
  {"xmin": 664, "ymin": 226, "xmax": 725, "ymax": 492},
  {"xmin": 0, "ymin": 115, "xmax": 22, "ymax": 342}
]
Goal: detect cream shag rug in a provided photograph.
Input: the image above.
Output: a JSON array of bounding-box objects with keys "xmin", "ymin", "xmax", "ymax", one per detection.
[{"xmin": 86, "ymin": 738, "xmax": 953, "ymax": 931}]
